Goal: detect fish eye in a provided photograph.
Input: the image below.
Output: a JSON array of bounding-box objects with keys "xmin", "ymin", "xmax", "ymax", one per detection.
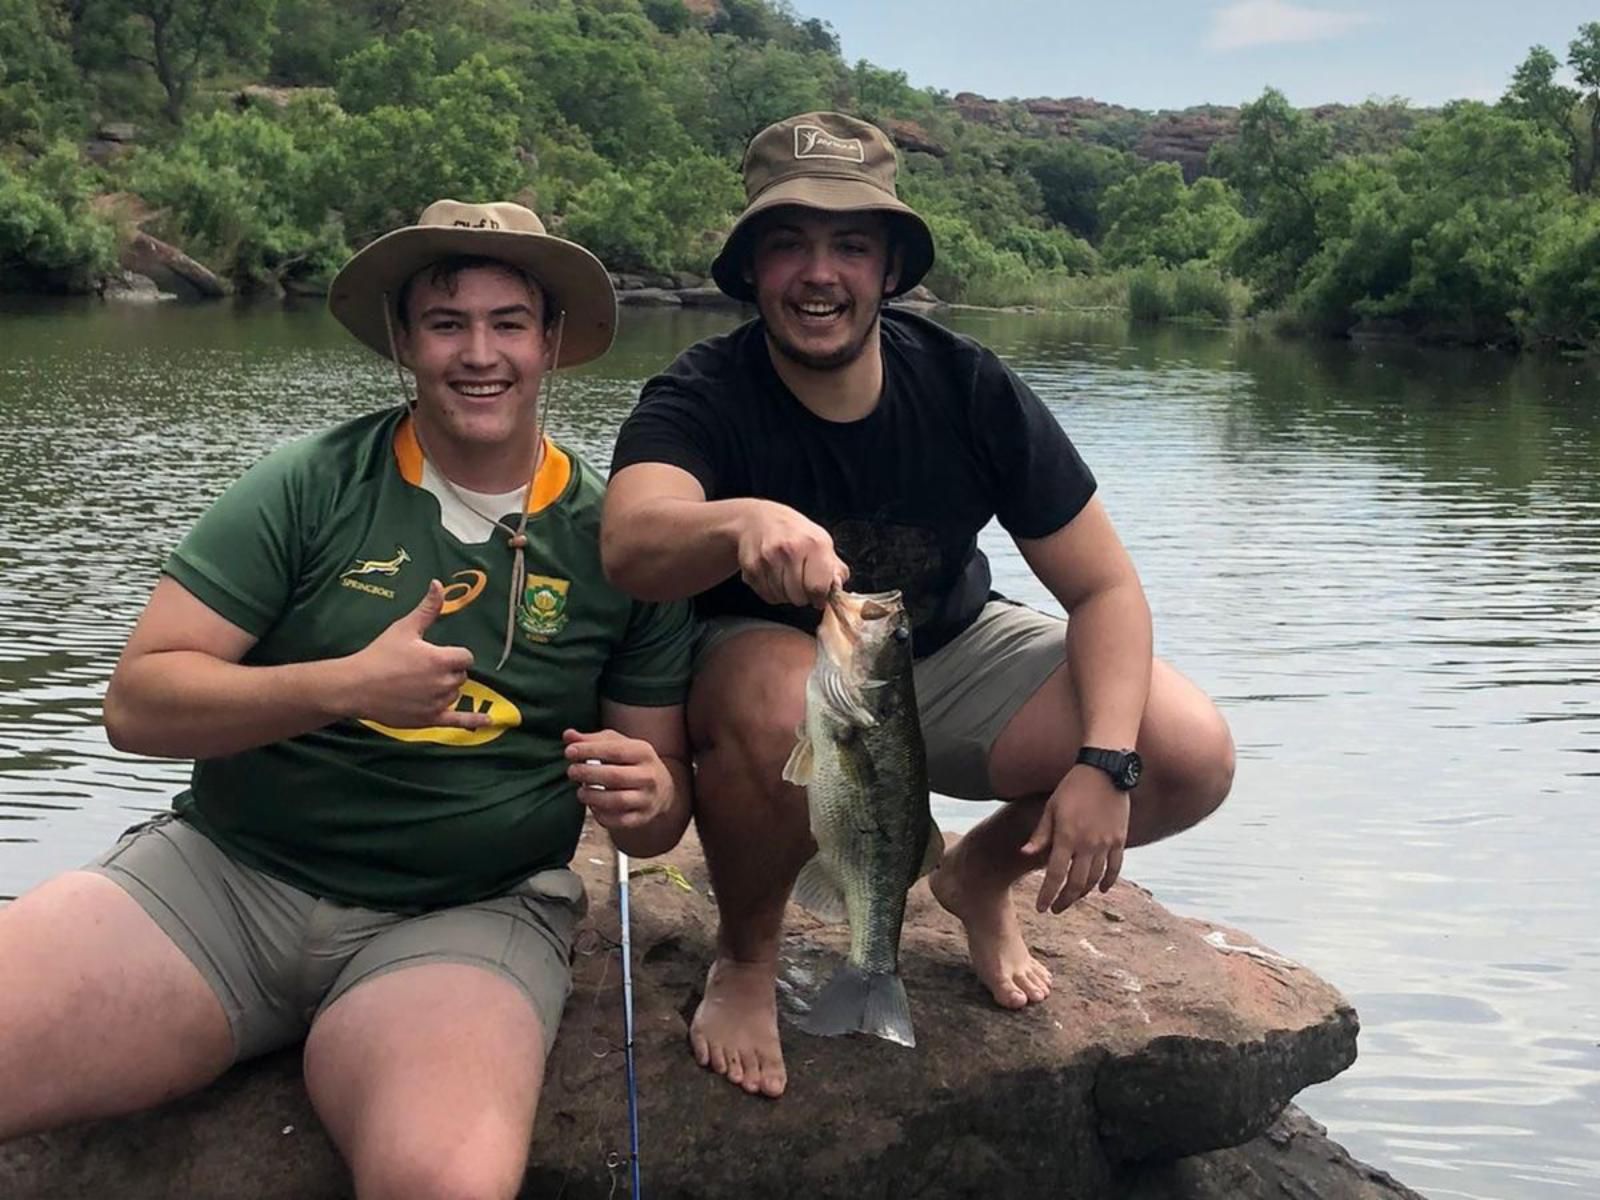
[{"xmin": 892, "ymin": 626, "xmax": 909, "ymax": 643}]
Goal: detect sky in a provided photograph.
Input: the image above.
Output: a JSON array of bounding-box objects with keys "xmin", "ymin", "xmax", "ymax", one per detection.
[{"xmin": 794, "ymin": 1, "xmax": 1597, "ymax": 111}]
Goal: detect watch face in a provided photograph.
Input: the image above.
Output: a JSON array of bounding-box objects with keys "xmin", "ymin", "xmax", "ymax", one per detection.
[{"xmin": 1119, "ymin": 754, "xmax": 1143, "ymax": 789}]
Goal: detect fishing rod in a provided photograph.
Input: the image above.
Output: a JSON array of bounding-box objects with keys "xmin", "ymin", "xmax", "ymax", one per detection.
[{"xmin": 616, "ymin": 846, "xmax": 643, "ymax": 1198}]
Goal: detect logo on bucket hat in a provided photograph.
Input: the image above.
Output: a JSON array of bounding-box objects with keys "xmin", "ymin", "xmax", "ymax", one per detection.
[
  {"xmin": 710, "ymin": 111, "xmax": 935, "ymax": 303},
  {"xmin": 794, "ymin": 125, "xmax": 865, "ymax": 162}
]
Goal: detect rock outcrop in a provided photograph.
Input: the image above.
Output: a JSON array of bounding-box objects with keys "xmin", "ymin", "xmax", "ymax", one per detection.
[{"xmin": 0, "ymin": 826, "xmax": 1387, "ymax": 1199}]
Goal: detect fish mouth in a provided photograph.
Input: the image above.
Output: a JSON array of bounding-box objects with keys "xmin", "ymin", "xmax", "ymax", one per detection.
[
  {"xmin": 815, "ymin": 588, "xmax": 905, "ymax": 726},
  {"xmin": 825, "ymin": 588, "xmax": 903, "ymax": 635}
]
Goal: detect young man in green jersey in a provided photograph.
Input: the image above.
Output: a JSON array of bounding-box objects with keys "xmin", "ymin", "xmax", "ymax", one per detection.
[{"xmin": 0, "ymin": 200, "xmax": 694, "ymax": 1198}]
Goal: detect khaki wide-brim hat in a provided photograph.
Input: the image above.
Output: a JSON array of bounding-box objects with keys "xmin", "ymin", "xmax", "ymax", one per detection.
[
  {"xmin": 711, "ymin": 111, "xmax": 935, "ymax": 303},
  {"xmin": 329, "ymin": 199, "xmax": 616, "ymax": 368}
]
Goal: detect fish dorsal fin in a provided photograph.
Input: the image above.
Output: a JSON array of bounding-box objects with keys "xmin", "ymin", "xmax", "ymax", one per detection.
[
  {"xmin": 918, "ymin": 819, "xmax": 944, "ymax": 880},
  {"xmin": 782, "ymin": 729, "xmax": 815, "ymax": 787},
  {"xmin": 792, "ymin": 855, "xmax": 848, "ymax": 923},
  {"xmin": 816, "ymin": 657, "xmax": 876, "ymax": 727}
]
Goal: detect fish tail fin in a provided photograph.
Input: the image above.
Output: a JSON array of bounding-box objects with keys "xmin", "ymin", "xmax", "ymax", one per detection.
[{"xmin": 800, "ymin": 964, "xmax": 916, "ymax": 1048}]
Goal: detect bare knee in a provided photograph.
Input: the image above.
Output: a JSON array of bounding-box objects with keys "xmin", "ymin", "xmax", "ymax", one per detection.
[
  {"xmin": 353, "ymin": 1138, "xmax": 527, "ymax": 1200},
  {"xmin": 1152, "ymin": 706, "xmax": 1235, "ymax": 830},
  {"xmin": 688, "ymin": 631, "xmax": 813, "ymax": 779}
]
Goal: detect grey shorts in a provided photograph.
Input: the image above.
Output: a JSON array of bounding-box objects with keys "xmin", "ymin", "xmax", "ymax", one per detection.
[
  {"xmin": 696, "ymin": 599, "xmax": 1066, "ymax": 799},
  {"xmin": 87, "ymin": 814, "xmax": 585, "ymax": 1061}
]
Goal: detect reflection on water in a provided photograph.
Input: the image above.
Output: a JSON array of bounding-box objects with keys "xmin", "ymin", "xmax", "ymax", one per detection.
[{"xmin": 2, "ymin": 298, "xmax": 1597, "ymax": 1198}]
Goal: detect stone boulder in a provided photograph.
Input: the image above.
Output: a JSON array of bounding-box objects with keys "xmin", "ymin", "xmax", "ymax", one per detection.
[
  {"xmin": 0, "ymin": 826, "xmax": 1373, "ymax": 1199},
  {"xmin": 98, "ymin": 270, "xmax": 167, "ymax": 302},
  {"xmin": 885, "ymin": 117, "xmax": 948, "ymax": 158}
]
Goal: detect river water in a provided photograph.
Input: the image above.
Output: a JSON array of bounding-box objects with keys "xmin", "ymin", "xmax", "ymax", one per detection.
[{"xmin": 0, "ymin": 298, "xmax": 1596, "ymax": 1199}]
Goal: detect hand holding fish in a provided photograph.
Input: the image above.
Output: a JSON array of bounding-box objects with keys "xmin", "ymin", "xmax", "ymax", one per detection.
[
  {"xmin": 563, "ymin": 728, "xmax": 675, "ymax": 830},
  {"xmin": 1022, "ymin": 767, "xmax": 1130, "ymax": 913},
  {"xmin": 735, "ymin": 500, "xmax": 849, "ymax": 608}
]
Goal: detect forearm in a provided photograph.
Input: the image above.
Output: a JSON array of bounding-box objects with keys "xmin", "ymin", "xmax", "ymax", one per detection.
[
  {"xmin": 104, "ymin": 650, "xmax": 354, "ymax": 760},
  {"xmin": 610, "ymin": 755, "xmax": 693, "ymax": 858},
  {"xmin": 1065, "ymin": 581, "xmax": 1153, "ymax": 750},
  {"xmin": 603, "ymin": 497, "xmax": 759, "ymax": 601}
]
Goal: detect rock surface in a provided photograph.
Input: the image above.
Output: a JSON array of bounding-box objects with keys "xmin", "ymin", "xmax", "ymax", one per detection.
[{"xmin": 1, "ymin": 826, "xmax": 1372, "ymax": 1199}]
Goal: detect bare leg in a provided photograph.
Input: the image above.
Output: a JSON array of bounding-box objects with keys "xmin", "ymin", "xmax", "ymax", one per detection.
[
  {"xmin": 0, "ymin": 871, "xmax": 233, "ymax": 1140},
  {"xmin": 931, "ymin": 658, "xmax": 1235, "ymax": 1008},
  {"xmin": 303, "ymin": 964, "xmax": 545, "ymax": 1200},
  {"xmin": 685, "ymin": 628, "xmax": 816, "ymax": 1099}
]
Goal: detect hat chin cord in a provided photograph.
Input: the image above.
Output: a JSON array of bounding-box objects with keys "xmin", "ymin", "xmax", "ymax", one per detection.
[{"xmin": 381, "ymin": 292, "xmax": 567, "ymax": 669}]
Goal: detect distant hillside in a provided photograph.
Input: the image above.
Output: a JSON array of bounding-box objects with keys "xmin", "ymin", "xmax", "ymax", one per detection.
[{"xmin": 942, "ymin": 93, "xmax": 1426, "ymax": 181}]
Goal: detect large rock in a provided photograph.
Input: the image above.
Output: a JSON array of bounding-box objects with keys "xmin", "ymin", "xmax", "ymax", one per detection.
[
  {"xmin": 0, "ymin": 826, "xmax": 1364, "ymax": 1199},
  {"xmin": 1126, "ymin": 1104, "xmax": 1426, "ymax": 1200}
]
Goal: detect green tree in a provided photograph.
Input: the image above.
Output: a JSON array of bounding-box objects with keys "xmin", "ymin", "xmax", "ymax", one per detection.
[
  {"xmin": 1014, "ymin": 140, "xmax": 1131, "ymax": 240},
  {"xmin": 74, "ymin": 0, "xmax": 278, "ymax": 122},
  {"xmin": 1504, "ymin": 45, "xmax": 1585, "ymax": 191},
  {"xmin": 0, "ymin": 141, "xmax": 117, "ymax": 290},
  {"xmin": 706, "ymin": 38, "xmax": 838, "ymax": 155},
  {"xmin": 336, "ymin": 27, "xmax": 435, "ymax": 114},
  {"xmin": 1567, "ymin": 22, "xmax": 1600, "ymax": 193},
  {"xmin": 1212, "ymin": 87, "xmax": 1332, "ymax": 305},
  {"xmin": 1522, "ymin": 203, "xmax": 1600, "ymax": 347},
  {"xmin": 1098, "ymin": 163, "xmax": 1243, "ymax": 268},
  {"xmin": 330, "ymin": 54, "xmax": 528, "ymax": 240},
  {"xmin": 1, "ymin": 0, "xmax": 81, "ymax": 148}
]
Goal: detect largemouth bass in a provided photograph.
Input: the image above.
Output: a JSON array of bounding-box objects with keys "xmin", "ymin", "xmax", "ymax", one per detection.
[{"xmin": 783, "ymin": 588, "xmax": 941, "ymax": 1048}]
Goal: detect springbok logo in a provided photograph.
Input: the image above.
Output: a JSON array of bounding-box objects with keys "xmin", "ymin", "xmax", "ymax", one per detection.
[
  {"xmin": 342, "ymin": 547, "xmax": 411, "ymax": 580},
  {"xmin": 794, "ymin": 125, "xmax": 864, "ymax": 163}
]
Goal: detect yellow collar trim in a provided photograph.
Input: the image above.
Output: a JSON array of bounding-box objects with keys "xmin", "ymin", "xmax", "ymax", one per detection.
[{"xmin": 393, "ymin": 414, "xmax": 572, "ymax": 514}]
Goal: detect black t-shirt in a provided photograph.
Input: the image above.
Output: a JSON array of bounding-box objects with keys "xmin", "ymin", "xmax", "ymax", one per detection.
[{"xmin": 610, "ymin": 308, "xmax": 1097, "ymax": 657}]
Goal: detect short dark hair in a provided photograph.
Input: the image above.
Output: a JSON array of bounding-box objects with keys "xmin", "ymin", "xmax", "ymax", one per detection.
[{"xmin": 395, "ymin": 255, "xmax": 556, "ymax": 330}]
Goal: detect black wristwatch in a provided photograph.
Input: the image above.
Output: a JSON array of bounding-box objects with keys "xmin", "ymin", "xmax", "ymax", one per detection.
[{"xmin": 1075, "ymin": 746, "xmax": 1143, "ymax": 791}]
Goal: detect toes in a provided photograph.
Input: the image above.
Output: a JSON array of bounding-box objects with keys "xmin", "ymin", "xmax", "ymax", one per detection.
[
  {"xmin": 708, "ymin": 1043, "xmax": 729, "ymax": 1076},
  {"xmin": 992, "ymin": 978, "xmax": 1029, "ymax": 1009},
  {"xmin": 756, "ymin": 1049, "xmax": 787, "ymax": 1098},
  {"xmin": 689, "ymin": 1032, "xmax": 710, "ymax": 1068},
  {"xmin": 725, "ymin": 1052, "xmax": 745, "ymax": 1085}
]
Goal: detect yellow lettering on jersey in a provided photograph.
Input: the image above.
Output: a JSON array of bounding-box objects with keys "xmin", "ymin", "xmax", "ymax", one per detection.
[{"xmin": 359, "ymin": 679, "xmax": 522, "ymax": 747}]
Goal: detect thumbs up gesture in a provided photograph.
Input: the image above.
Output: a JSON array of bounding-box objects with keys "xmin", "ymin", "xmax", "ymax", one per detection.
[{"xmin": 346, "ymin": 580, "xmax": 490, "ymax": 730}]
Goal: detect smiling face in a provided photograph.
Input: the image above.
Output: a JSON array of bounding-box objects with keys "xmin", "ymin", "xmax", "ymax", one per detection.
[
  {"xmin": 395, "ymin": 262, "xmax": 553, "ymax": 488},
  {"xmin": 747, "ymin": 207, "xmax": 900, "ymax": 373}
]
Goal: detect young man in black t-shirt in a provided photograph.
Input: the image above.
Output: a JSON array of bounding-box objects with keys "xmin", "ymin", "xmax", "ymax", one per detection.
[{"xmin": 604, "ymin": 112, "xmax": 1236, "ymax": 1100}]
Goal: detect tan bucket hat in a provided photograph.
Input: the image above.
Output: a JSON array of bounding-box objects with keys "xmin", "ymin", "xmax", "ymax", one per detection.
[
  {"xmin": 711, "ymin": 111, "xmax": 935, "ymax": 302},
  {"xmin": 329, "ymin": 199, "xmax": 616, "ymax": 368}
]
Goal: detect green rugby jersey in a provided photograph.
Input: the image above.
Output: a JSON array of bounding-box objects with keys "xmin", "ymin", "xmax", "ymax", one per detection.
[{"xmin": 162, "ymin": 406, "xmax": 692, "ymax": 911}]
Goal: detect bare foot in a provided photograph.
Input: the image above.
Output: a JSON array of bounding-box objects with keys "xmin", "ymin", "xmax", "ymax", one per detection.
[
  {"xmin": 929, "ymin": 853, "xmax": 1053, "ymax": 1010},
  {"xmin": 688, "ymin": 958, "xmax": 788, "ymax": 1098}
]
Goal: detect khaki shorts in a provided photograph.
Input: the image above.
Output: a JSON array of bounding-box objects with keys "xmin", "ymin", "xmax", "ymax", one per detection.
[
  {"xmin": 88, "ymin": 814, "xmax": 585, "ymax": 1062},
  {"xmin": 696, "ymin": 599, "xmax": 1066, "ymax": 799}
]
